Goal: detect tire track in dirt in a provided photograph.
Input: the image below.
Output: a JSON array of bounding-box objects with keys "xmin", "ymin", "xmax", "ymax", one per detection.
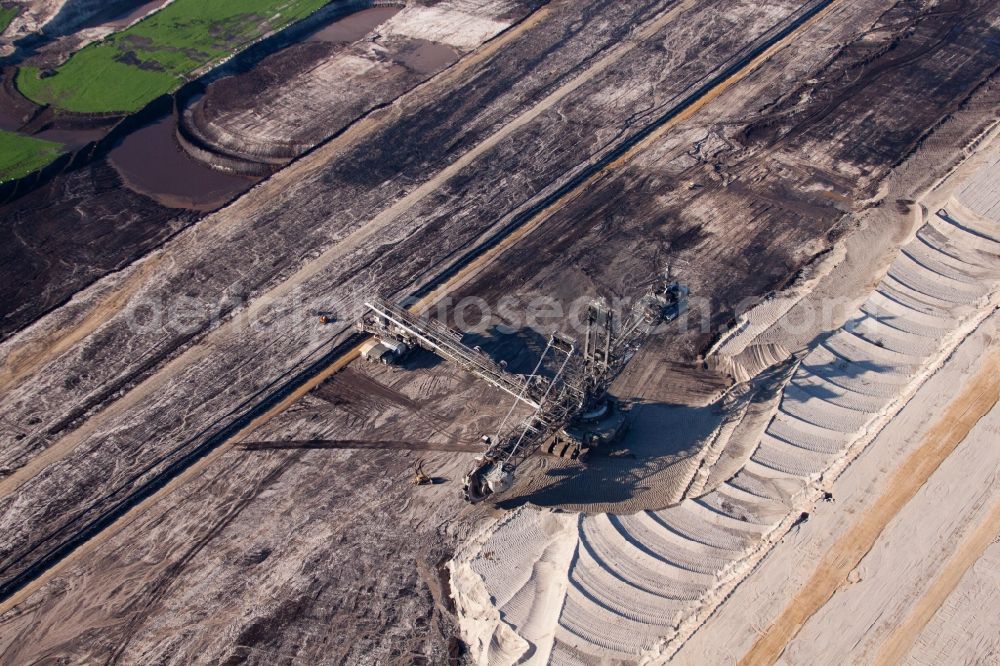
[
  {"xmin": 103, "ymin": 451, "xmax": 303, "ymax": 665},
  {"xmin": 0, "ymin": 450, "xmax": 301, "ymax": 665},
  {"xmin": 0, "ymin": 254, "xmax": 163, "ymax": 395},
  {"xmin": 738, "ymin": 345, "xmax": 1000, "ymax": 666},
  {"xmin": 873, "ymin": 488, "xmax": 1000, "ymax": 665},
  {"xmin": 0, "ymin": 0, "xmax": 842, "ymax": 609},
  {"xmin": 0, "ymin": 1, "xmax": 559, "ymax": 501}
]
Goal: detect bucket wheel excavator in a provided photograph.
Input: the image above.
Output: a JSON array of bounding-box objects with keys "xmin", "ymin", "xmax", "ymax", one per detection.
[
  {"xmin": 351, "ymin": 273, "xmax": 687, "ymax": 504},
  {"xmin": 462, "ymin": 277, "xmax": 688, "ymax": 503}
]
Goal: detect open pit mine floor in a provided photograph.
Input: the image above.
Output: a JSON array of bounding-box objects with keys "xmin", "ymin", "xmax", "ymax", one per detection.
[{"xmin": 1, "ymin": 0, "xmax": 1000, "ymax": 664}]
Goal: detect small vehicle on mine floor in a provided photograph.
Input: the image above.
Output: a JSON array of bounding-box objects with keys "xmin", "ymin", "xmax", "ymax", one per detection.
[{"xmin": 359, "ymin": 337, "xmax": 411, "ymax": 365}]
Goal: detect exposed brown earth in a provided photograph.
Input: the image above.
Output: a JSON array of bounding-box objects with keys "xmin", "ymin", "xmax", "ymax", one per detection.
[{"xmin": 0, "ymin": 0, "xmax": 998, "ymax": 663}]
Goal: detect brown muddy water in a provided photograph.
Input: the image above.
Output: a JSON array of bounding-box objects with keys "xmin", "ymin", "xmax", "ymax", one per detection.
[
  {"xmin": 398, "ymin": 40, "xmax": 458, "ymax": 75},
  {"xmin": 4, "ymin": 3, "xmax": 446, "ymax": 209},
  {"xmin": 305, "ymin": 7, "xmax": 456, "ymax": 74},
  {"xmin": 0, "ymin": 72, "xmax": 33, "ymax": 132},
  {"xmin": 110, "ymin": 111, "xmax": 256, "ymax": 211},
  {"xmin": 307, "ymin": 6, "xmax": 401, "ymax": 42}
]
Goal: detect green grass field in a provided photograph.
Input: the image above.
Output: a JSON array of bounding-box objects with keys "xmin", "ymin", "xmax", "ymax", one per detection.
[
  {"xmin": 0, "ymin": 130, "xmax": 63, "ymax": 182},
  {"xmin": 17, "ymin": 0, "xmax": 329, "ymax": 113},
  {"xmin": 0, "ymin": 6, "xmax": 17, "ymax": 34}
]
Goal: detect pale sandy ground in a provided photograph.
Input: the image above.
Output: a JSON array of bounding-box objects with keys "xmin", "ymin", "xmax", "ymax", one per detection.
[
  {"xmin": 0, "ymin": 0, "xmax": 174, "ymax": 59},
  {"xmin": 382, "ymin": 2, "xmax": 512, "ymax": 50},
  {"xmin": 903, "ymin": 541, "xmax": 1000, "ymax": 666},
  {"xmin": 0, "ymin": 1, "xmax": 68, "ymax": 49},
  {"xmin": 672, "ymin": 311, "xmax": 1000, "ymax": 666},
  {"xmin": 755, "ymin": 150, "xmax": 1000, "ymax": 666},
  {"xmin": 449, "ymin": 99, "xmax": 1000, "ymax": 666},
  {"xmin": 776, "ymin": 392, "xmax": 1000, "ymax": 665},
  {"xmin": 674, "ymin": 143, "xmax": 1000, "ymax": 666}
]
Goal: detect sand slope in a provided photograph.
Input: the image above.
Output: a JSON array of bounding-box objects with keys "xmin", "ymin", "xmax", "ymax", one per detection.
[{"xmin": 450, "ymin": 155, "xmax": 1000, "ymax": 664}]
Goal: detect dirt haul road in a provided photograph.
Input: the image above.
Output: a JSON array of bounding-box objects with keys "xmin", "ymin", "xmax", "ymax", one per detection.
[
  {"xmin": 1, "ymin": 0, "xmax": 1000, "ymax": 660},
  {"xmin": 4, "ymin": 2, "xmax": 848, "ymax": 600},
  {"xmin": 739, "ymin": 347, "xmax": 1000, "ymax": 665},
  {"xmin": 0, "ymin": 0, "xmax": 843, "ymax": 604}
]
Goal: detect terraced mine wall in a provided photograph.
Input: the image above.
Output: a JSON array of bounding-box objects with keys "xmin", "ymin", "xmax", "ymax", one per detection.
[
  {"xmin": 4, "ymin": 3, "xmax": 820, "ymax": 593},
  {"xmin": 174, "ymin": 72, "xmax": 310, "ymax": 176},
  {"xmin": 0, "ymin": 0, "xmax": 404, "ymax": 203},
  {"xmin": 2, "ymin": 5, "xmax": 999, "ymax": 662},
  {"xmin": 0, "ymin": 0, "xmax": 857, "ymax": 605},
  {"xmin": 177, "ymin": 82, "xmax": 307, "ymax": 167},
  {"xmin": 452, "ymin": 186, "xmax": 1000, "ymax": 664},
  {"xmin": 175, "ymin": 1, "xmax": 409, "ymax": 175},
  {"xmin": 174, "ymin": 104, "xmax": 285, "ymax": 177},
  {"xmin": 0, "ymin": 0, "xmax": 534, "ymax": 342}
]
